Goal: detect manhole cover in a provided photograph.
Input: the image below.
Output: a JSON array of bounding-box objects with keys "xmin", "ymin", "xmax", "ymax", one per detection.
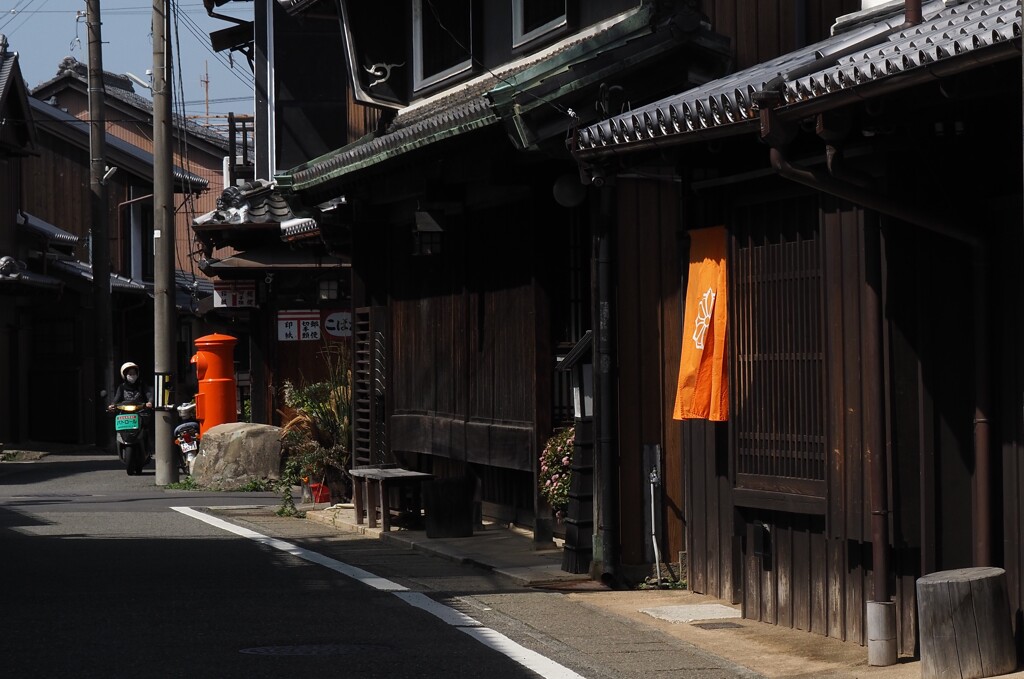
[
  {"xmin": 693, "ymin": 621, "xmax": 743, "ymax": 630},
  {"xmin": 240, "ymin": 644, "xmax": 390, "ymax": 656}
]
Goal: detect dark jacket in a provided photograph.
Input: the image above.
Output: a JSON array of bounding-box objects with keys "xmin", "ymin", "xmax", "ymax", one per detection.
[{"xmin": 111, "ymin": 380, "xmax": 154, "ymax": 407}]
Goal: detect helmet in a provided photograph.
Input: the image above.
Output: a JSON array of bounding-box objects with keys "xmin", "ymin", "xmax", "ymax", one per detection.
[{"xmin": 120, "ymin": 362, "xmax": 139, "ymax": 379}]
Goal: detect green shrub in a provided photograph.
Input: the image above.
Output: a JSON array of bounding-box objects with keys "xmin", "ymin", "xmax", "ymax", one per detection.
[{"xmin": 539, "ymin": 425, "xmax": 574, "ymax": 516}]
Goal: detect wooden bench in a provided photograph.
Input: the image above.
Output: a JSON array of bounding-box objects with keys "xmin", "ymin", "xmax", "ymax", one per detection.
[{"xmin": 349, "ymin": 466, "xmax": 433, "ymax": 532}]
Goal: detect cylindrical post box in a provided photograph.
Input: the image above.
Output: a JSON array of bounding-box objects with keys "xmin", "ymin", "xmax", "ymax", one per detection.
[{"xmin": 191, "ymin": 333, "xmax": 238, "ymax": 435}]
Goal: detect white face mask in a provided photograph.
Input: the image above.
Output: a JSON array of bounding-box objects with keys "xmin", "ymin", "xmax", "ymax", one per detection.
[{"xmin": 127, "ymin": 374, "xmax": 138, "ymax": 384}]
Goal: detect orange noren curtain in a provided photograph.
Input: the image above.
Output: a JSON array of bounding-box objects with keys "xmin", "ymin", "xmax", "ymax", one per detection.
[{"xmin": 673, "ymin": 225, "xmax": 728, "ymax": 421}]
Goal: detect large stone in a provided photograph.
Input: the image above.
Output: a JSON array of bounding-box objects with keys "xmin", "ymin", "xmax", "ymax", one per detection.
[{"xmin": 191, "ymin": 422, "xmax": 284, "ymax": 490}]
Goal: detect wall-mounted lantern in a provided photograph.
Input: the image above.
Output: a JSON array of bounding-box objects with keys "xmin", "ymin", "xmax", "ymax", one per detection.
[{"xmin": 557, "ymin": 330, "xmax": 593, "ymax": 420}]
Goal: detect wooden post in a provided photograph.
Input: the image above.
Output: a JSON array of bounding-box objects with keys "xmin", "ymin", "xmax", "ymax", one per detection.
[{"xmin": 917, "ymin": 567, "xmax": 1017, "ymax": 679}]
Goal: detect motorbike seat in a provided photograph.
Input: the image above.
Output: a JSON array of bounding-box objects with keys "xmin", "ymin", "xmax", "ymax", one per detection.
[{"xmin": 174, "ymin": 422, "xmax": 200, "ymax": 437}]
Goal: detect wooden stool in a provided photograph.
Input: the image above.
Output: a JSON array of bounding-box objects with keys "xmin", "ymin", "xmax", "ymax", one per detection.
[{"xmin": 917, "ymin": 567, "xmax": 1017, "ymax": 679}]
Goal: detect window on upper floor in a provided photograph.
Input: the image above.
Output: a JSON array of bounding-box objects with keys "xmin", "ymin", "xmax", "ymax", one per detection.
[
  {"xmin": 121, "ymin": 199, "xmax": 154, "ymax": 281},
  {"xmin": 413, "ymin": 0, "xmax": 474, "ymax": 91},
  {"xmin": 512, "ymin": 0, "xmax": 567, "ymax": 47}
]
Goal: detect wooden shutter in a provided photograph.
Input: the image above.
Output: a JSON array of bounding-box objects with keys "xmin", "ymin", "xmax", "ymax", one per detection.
[{"xmin": 730, "ymin": 217, "xmax": 827, "ymax": 503}]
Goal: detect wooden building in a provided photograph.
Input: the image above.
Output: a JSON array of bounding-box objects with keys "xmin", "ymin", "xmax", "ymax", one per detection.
[
  {"xmin": 14, "ymin": 93, "xmax": 215, "ymax": 445},
  {"xmin": 0, "ymin": 37, "xmax": 45, "ymax": 446},
  {"xmin": 268, "ymin": 0, "xmax": 734, "ymax": 528},
  {"xmin": 574, "ymin": 0, "xmax": 1023, "ymax": 660},
  {"xmin": 31, "ymin": 57, "xmax": 236, "ymax": 279},
  {"xmin": 202, "ymin": 0, "xmax": 1024, "ymax": 665},
  {"xmin": 195, "ymin": 0, "xmax": 377, "ymax": 426}
]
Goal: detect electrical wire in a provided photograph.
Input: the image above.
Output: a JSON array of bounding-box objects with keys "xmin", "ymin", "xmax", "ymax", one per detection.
[{"xmin": 170, "ymin": 0, "xmax": 206, "ymax": 289}]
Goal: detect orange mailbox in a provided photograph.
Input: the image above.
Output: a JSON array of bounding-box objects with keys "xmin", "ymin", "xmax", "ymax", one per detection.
[{"xmin": 191, "ymin": 333, "xmax": 237, "ymax": 434}]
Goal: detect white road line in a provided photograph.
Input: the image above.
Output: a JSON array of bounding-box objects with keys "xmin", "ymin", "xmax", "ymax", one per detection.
[
  {"xmin": 461, "ymin": 627, "xmax": 587, "ymax": 679},
  {"xmin": 173, "ymin": 506, "xmax": 587, "ymax": 679},
  {"xmin": 171, "ymin": 506, "xmax": 406, "ymax": 591}
]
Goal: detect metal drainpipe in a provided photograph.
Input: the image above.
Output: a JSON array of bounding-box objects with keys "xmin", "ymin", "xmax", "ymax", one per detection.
[
  {"xmin": 862, "ymin": 219, "xmax": 895, "ymax": 665},
  {"xmin": 595, "ymin": 179, "xmax": 620, "ymax": 586},
  {"xmin": 903, "ymin": 0, "xmax": 922, "ymax": 27},
  {"xmin": 769, "ymin": 144, "xmax": 992, "ymax": 660}
]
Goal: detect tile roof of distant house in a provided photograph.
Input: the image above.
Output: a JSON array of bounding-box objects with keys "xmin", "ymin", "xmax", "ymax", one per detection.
[
  {"xmin": 32, "ymin": 56, "xmax": 236, "ymax": 152},
  {"xmin": 29, "ymin": 96, "xmax": 210, "ymax": 192}
]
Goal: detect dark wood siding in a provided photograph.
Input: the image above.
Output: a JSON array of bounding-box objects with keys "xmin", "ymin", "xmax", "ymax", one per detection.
[
  {"xmin": 388, "ymin": 208, "xmax": 539, "ymax": 473},
  {"xmin": 616, "ymin": 176, "xmax": 685, "ymax": 566},
  {"xmin": 1001, "ymin": 198, "xmax": 1024, "ymax": 657},
  {"xmin": 682, "ymin": 187, "xmax": 923, "ymax": 650}
]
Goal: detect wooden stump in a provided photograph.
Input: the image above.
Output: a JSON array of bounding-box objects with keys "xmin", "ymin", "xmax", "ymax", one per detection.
[{"xmin": 917, "ymin": 567, "xmax": 1017, "ymax": 679}]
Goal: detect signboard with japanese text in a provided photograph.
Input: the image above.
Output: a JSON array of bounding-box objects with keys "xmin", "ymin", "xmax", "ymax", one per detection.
[
  {"xmin": 323, "ymin": 311, "xmax": 352, "ymax": 338},
  {"xmin": 278, "ymin": 310, "xmax": 321, "ymax": 341},
  {"xmin": 213, "ymin": 280, "xmax": 257, "ymax": 308}
]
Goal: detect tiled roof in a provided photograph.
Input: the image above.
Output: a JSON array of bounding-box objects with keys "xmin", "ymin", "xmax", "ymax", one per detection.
[
  {"xmin": 29, "ymin": 96, "xmax": 210, "ymax": 192},
  {"xmin": 32, "ymin": 57, "xmax": 235, "ymax": 153},
  {"xmin": 17, "ymin": 211, "xmax": 80, "ymax": 249},
  {"xmin": 284, "ymin": 93, "xmax": 499, "ymax": 192},
  {"xmin": 193, "ymin": 179, "xmax": 319, "ymax": 243},
  {"xmin": 47, "ymin": 257, "xmax": 211, "ymax": 313},
  {"xmin": 0, "ymin": 267, "xmax": 63, "ymax": 292},
  {"xmin": 49, "ymin": 258, "xmax": 148, "ymax": 293},
  {"xmin": 574, "ymin": 0, "xmax": 1021, "ymax": 156},
  {"xmin": 197, "ymin": 179, "xmax": 295, "ymax": 222}
]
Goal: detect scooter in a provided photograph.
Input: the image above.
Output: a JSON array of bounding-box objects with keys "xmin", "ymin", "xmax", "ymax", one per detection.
[
  {"xmin": 173, "ymin": 402, "xmax": 200, "ymax": 475},
  {"xmin": 111, "ymin": 403, "xmax": 152, "ymax": 476}
]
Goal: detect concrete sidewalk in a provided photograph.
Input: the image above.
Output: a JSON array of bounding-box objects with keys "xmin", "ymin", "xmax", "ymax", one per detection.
[{"xmin": 302, "ymin": 502, "xmax": 1024, "ymax": 679}]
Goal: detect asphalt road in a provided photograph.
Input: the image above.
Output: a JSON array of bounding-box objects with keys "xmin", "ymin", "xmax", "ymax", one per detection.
[
  {"xmin": 0, "ymin": 453, "xmax": 566, "ymax": 679},
  {"xmin": 1, "ymin": 452, "xmax": 765, "ymax": 679}
]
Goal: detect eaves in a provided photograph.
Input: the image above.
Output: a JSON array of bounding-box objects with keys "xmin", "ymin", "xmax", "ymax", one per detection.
[
  {"xmin": 574, "ymin": 0, "xmax": 1021, "ymax": 160},
  {"xmin": 280, "ymin": 99, "xmax": 498, "ymax": 193},
  {"xmin": 277, "ymin": 4, "xmax": 690, "ymax": 194}
]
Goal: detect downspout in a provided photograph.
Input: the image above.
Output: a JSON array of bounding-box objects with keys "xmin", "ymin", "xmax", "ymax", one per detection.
[
  {"xmin": 595, "ymin": 178, "xmax": 621, "ymax": 586},
  {"xmin": 862, "ymin": 216, "xmax": 894, "ymax": 666}
]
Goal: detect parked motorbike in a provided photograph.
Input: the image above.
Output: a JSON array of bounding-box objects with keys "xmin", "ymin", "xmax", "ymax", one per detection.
[
  {"xmin": 174, "ymin": 402, "xmax": 200, "ymax": 475},
  {"xmin": 111, "ymin": 403, "xmax": 152, "ymax": 476}
]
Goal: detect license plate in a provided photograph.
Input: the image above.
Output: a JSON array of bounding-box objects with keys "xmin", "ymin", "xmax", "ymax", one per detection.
[
  {"xmin": 180, "ymin": 440, "xmax": 198, "ymax": 453},
  {"xmin": 115, "ymin": 413, "xmax": 140, "ymax": 431}
]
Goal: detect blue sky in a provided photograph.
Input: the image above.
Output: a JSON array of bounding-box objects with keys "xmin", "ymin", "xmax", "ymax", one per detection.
[{"xmin": 0, "ymin": 0, "xmax": 254, "ymax": 124}]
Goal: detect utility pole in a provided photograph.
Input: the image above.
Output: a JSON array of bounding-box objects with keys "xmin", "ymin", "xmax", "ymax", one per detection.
[
  {"xmin": 153, "ymin": 0, "xmax": 178, "ymax": 484},
  {"xmin": 202, "ymin": 60, "xmax": 209, "ymax": 122},
  {"xmin": 87, "ymin": 0, "xmax": 113, "ymax": 448}
]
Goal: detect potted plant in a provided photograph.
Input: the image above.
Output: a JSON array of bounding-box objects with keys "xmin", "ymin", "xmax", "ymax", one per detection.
[
  {"xmin": 539, "ymin": 425, "xmax": 574, "ymax": 522},
  {"xmin": 279, "ymin": 343, "xmax": 352, "ymax": 505}
]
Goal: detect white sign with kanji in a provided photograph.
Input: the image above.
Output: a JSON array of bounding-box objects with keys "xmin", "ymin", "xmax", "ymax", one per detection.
[
  {"xmin": 278, "ymin": 310, "xmax": 321, "ymax": 341},
  {"xmin": 213, "ymin": 280, "xmax": 257, "ymax": 308}
]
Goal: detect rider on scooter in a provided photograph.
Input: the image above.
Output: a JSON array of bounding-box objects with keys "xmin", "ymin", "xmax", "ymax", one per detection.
[
  {"xmin": 107, "ymin": 362, "xmax": 155, "ymax": 456},
  {"xmin": 108, "ymin": 362, "xmax": 154, "ymax": 411}
]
